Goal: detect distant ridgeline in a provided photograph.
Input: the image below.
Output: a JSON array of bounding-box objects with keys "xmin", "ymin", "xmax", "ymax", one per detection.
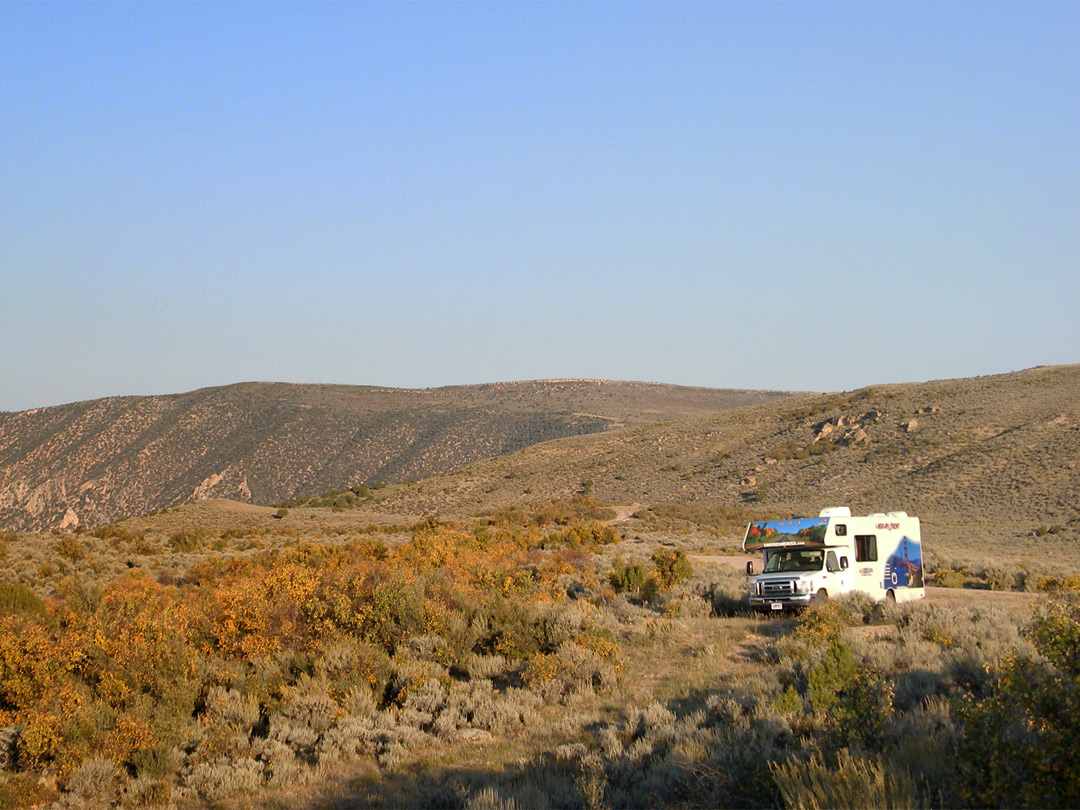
[{"xmin": 0, "ymin": 380, "xmax": 791, "ymax": 531}]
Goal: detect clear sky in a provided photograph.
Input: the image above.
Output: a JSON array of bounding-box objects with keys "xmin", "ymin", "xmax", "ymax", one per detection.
[{"xmin": 2, "ymin": 2, "xmax": 1078, "ymax": 411}]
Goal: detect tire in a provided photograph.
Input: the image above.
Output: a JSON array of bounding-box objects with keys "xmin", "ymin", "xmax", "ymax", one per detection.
[
  {"xmin": 813, "ymin": 589, "xmax": 828, "ymax": 603},
  {"xmin": 885, "ymin": 589, "xmax": 896, "ymax": 604}
]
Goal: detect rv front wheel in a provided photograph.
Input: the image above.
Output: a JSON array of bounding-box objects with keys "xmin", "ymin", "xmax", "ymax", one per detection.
[{"xmin": 813, "ymin": 589, "xmax": 828, "ymax": 603}]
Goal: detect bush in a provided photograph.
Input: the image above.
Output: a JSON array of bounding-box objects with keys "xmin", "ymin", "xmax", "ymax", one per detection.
[
  {"xmin": 985, "ymin": 567, "xmax": 1015, "ymax": 592},
  {"xmin": 181, "ymin": 756, "xmax": 263, "ymax": 802},
  {"xmin": 0, "ymin": 582, "xmax": 46, "ymax": 617},
  {"xmin": 832, "ymin": 591, "xmax": 879, "ymax": 625},
  {"xmin": 62, "ymin": 756, "xmax": 122, "ymax": 806},
  {"xmin": 608, "ymin": 558, "xmax": 648, "ymax": 594},
  {"xmin": 955, "ymin": 596, "xmax": 1080, "ymax": 808},
  {"xmin": 53, "ymin": 536, "xmax": 87, "ymax": 563},
  {"xmin": 169, "ymin": 528, "xmax": 208, "ymax": 553},
  {"xmin": 1033, "ymin": 575, "xmax": 1063, "ymax": 592},
  {"xmin": 651, "ymin": 548, "xmax": 692, "ymax": 590},
  {"xmin": 932, "ymin": 568, "xmax": 967, "ymax": 588},
  {"xmin": 545, "ymin": 520, "xmax": 619, "ymax": 550},
  {"xmin": 90, "ymin": 524, "xmax": 145, "ymax": 545},
  {"xmin": 639, "ymin": 576, "xmax": 661, "ymax": 605},
  {"xmin": 485, "ymin": 497, "xmax": 616, "ymax": 529},
  {"xmin": 807, "ymin": 640, "xmax": 857, "ymax": 714}
]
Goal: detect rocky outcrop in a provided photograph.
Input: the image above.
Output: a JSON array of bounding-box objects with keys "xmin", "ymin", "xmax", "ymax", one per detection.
[{"xmin": 0, "ymin": 381, "xmax": 793, "ymax": 531}]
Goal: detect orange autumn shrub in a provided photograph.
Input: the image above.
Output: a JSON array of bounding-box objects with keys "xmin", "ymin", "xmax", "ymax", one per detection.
[{"xmin": 0, "ymin": 524, "xmax": 619, "ymax": 802}]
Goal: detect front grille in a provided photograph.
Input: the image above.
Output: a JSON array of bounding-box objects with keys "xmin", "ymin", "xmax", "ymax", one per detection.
[{"xmin": 762, "ymin": 579, "xmax": 796, "ymax": 597}]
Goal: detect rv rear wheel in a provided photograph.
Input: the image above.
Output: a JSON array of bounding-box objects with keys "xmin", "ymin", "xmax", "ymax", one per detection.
[
  {"xmin": 813, "ymin": 589, "xmax": 828, "ymax": 603},
  {"xmin": 885, "ymin": 589, "xmax": 896, "ymax": 604}
]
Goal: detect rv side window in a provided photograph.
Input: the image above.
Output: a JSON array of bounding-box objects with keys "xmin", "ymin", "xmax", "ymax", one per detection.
[
  {"xmin": 855, "ymin": 535, "xmax": 877, "ymax": 562},
  {"xmin": 826, "ymin": 551, "xmax": 840, "ymax": 572}
]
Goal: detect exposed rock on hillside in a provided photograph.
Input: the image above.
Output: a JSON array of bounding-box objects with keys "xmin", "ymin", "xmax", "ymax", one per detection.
[
  {"xmin": 0, "ymin": 380, "xmax": 792, "ymax": 530},
  {"xmin": 372, "ymin": 365, "xmax": 1080, "ymax": 550}
]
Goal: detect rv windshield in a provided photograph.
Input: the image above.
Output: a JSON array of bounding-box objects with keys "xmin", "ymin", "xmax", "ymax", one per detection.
[{"xmin": 763, "ymin": 549, "xmax": 824, "ymax": 574}]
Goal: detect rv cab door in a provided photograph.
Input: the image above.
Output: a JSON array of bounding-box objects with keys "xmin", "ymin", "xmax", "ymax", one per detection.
[{"xmin": 826, "ymin": 550, "xmax": 852, "ymax": 594}]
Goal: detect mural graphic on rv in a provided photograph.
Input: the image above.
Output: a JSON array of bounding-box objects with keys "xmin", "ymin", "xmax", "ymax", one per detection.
[
  {"xmin": 743, "ymin": 517, "xmax": 828, "ymax": 550},
  {"xmin": 884, "ymin": 535, "xmax": 924, "ymax": 589}
]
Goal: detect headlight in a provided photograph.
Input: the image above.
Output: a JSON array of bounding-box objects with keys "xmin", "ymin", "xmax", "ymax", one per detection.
[{"xmin": 795, "ymin": 580, "xmax": 811, "ymax": 595}]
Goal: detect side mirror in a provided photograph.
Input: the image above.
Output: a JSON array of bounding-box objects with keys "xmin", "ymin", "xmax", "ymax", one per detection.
[
  {"xmin": 840, "ymin": 557, "xmax": 849, "ymax": 570},
  {"xmin": 746, "ymin": 561, "xmax": 755, "ymax": 576}
]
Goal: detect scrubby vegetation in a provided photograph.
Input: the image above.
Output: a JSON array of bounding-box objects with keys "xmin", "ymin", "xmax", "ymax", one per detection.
[
  {"xmin": 2, "ymin": 419, "xmax": 1080, "ymax": 810},
  {"xmin": 2, "ymin": 502, "xmax": 1076, "ymax": 809},
  {"xmin": 481, "ymin": 497, "xmax": 617, "ymax": 529},
  {"xmin": 537, "ymin": 595, "xmax": 1080, "ymax": 810},
  {"xmin": 276, "ymin": 483, "xmax": 379, "ymax": 510},
  {"xmin": 0, "ymin": 513, "xmax": 641, "ymax": 807}
]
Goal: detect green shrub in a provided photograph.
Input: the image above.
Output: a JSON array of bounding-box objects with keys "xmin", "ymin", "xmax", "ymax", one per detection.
[
  {"xmin": 794, "ymin": 599, "xmax": 848, "ymax": 645},
  {"xmin": 651, "ymin": 548, "xmax": 692, "ymax": 590},
  {"xmin": 608, "ymin": 557, "xmax": 648, "ymax": 594},
  {"xmin": 773, "ymin": 684, "xmax": 804, "ymax": 717},
  {"xmin": 0, "ymin": 582, "xmax": 46, "ymax": 617},
  {"xmin": 807, "ymin": 640, "xmax": 857, "ymax": 714},
  {"xmin": 1026, "ymin": 596, "xmax": 1080, "ymax": 674},
  {"xmin": 832, "ymin": 591, "xmax": 879, "ymax": 625},
  {"xmin": 956, "ymin": 597, "xmax": 1080, "ymax": 808},
  {"xmin": 639, "ymin": 576, "xmax": 661, "ymax": 605},
  {"xmin": 131, "ymin": 536, "xmax": 159, "ymax": 556}
]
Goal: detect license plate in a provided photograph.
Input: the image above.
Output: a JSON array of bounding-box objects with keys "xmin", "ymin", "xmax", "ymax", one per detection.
[{"xmin": 771, "ymin": 602, "xmax": 783, "ymax": 611}]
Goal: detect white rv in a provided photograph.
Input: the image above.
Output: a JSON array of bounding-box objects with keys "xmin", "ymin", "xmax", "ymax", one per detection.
[{"xmin": 743, "ymin": 507, "xmax": 924, "ymax": 612}]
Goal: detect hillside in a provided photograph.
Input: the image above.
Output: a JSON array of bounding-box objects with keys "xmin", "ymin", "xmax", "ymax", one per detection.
[
  {"xmin": 368, "ymin": 365, "xmax": 1080, "ymax": 562},
  {"xmin": 2, "ymin": 368, "xmax": 1078, "ymax": 810},
  {"xmin": 0, "ymin": 379, "xmax": 791, "ymax": 531}
]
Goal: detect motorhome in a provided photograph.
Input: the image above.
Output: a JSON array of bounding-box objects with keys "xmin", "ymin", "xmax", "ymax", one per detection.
[{"xmin": 743, "ymin": 507, "xmax": 924, "ymax": 612}]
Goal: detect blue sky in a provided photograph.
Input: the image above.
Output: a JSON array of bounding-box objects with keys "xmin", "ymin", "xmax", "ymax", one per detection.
[{"xmin": 2, "ymin": 2, "xmax": 1077, "ymax": 411}]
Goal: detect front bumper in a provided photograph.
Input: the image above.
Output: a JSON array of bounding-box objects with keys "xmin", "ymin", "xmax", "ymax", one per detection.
[{"xmin": 748, "ymin": 594, "xmax": 814, "ymax": 612}]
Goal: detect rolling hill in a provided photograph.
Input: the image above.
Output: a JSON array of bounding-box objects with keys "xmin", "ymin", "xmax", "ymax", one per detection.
[
  {"xmin": 366, "ymin": 365, "xmax": 1080, "ymax": 560},
  {"xmin": 0, "ymin": 379, "xmax": 791, "ymax": 531}
]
